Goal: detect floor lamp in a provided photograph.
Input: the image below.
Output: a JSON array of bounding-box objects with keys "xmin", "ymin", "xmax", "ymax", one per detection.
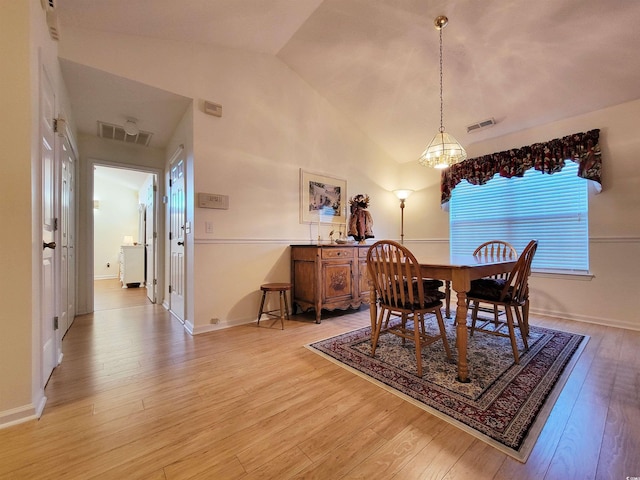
[{"xmin": 393, "ymin": 190, "xmax": 413, "ymax": 244}]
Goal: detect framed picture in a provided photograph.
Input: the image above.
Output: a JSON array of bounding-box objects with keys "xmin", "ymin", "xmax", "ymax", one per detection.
[{"xmin": 299, "ymin": 169, "xmax": 347, "ymax": 224}]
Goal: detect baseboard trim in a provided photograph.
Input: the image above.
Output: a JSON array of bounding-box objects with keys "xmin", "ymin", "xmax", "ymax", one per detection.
[
  {"xmin": 0, "ymin": 403, "xmax": 40, "ymax": 430},
  {"xmin": 191, "ymin": 317, "xmax": 254, "ymax": 335},
  {"xmin": 529, "ymin": 307, "xmax": 638, "ymax": 332}
]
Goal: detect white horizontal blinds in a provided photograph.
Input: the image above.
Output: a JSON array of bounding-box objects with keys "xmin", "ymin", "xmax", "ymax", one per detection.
[{"xmin": 450, "ymin": 160, "xmax": 589, "ymax": 273}]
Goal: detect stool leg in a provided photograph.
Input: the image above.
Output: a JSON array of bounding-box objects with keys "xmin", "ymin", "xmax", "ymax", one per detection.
[
  {"xmin": 283, "ymin": 290, "xmax": 290, "ymax": 320},
  {"xmin": 257, "ymin": 290, "xmax": 266, "ymax": 325},
  {"xmin": 279, "ymin": 291, "xmax": 285, "ymax": 330}
]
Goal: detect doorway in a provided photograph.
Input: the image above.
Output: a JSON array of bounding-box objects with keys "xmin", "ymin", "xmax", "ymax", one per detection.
[{"xmin": 93, "ymin": 165, "xmax": 158, "ymax": 310}]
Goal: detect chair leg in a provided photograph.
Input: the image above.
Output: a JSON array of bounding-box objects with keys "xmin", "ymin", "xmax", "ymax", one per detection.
[
  {"xmin": 383, "ymin": 309, "xmax": 392, "ymax": 329},
  {"xmin": 414, "ymin": 313, "xmax": 423, "ymax": 377},
  {"xmin": 445, "ymin": 281, "xmax": 451, "ymax": 319},
  {"xmin": 435, "ymin": 308, "xmax": 452, "ymax": 360},
  {"xmin": 401, "ymin": 313, "xmax": 408, "ymax": 346},
  {"xmin": 257, "ymin": 290, "xmax": 267, "ymax": 325},
  {"xmin": 514, "ymin": 306, "xmax": 528, "ymax": 350},
  {"xmin": 505, "ymin": 307, "xmax": 520, "ymax": 364},
  {"xmin": 523, "ymin": 299, "xmax": 530, "ymax": 336},
  {"xmin": 371, "ymin": 307, "xmax": 387, "ymax": 357},
  {"xmin": 470, "ymin": 301, "xmax": 480, "ymax": 336}
]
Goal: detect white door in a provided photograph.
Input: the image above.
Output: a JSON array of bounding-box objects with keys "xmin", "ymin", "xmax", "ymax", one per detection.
[
  {"xmin": 59, "ymin": 136, "xmax": 75, "ymax": 334},
  {"xmin": 41, "ymin": 67, "xmax": 58, "ymax": 383},
  {"xmin": 145, "ymin": 178, "xmax": 156, "ymax": 303},
  {"xmin": 169, "ymin": 160, "xmax": 185, "ymax": 321}
]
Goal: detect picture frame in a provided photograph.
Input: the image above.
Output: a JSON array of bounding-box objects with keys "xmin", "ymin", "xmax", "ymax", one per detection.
[{"xmin": 299, "ymin": 169, "xmax": 347, "ymax": 225}]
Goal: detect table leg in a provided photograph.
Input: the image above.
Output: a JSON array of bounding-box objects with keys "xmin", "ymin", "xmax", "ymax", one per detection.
[{"xmin": 454, "ymin": 290, "xmax": 470, "ymax": 383}]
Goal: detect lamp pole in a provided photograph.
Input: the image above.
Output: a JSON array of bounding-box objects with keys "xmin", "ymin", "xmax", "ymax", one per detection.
[
  {"xmin": 393, "ymin": 189, "xmax": 413, "ymax": 245},
  {"xmin": 399, "ymin": 198, "xmax": 406, "ymax": 244}
]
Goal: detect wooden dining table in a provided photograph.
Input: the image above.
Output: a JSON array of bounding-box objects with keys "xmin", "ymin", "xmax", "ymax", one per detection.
[{"xmin": 368, "ymin": 253, "xmax": 517, "ymax": 383}]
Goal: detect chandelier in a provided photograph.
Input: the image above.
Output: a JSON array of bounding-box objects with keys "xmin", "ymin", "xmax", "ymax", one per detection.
[{"xmin": 418, "ymin": 16, "xmax": 467, "ymax": 169}]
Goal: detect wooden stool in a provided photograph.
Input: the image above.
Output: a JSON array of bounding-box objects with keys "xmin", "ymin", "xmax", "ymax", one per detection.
[{"xmin": 257, "ymin": 283, "xmax": 292, "ymax": 330}]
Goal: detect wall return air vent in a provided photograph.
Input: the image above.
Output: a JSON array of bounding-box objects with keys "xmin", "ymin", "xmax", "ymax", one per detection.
[{"xmin": 98, "ymin": 121, "xmax": 153, "ymax": 147}]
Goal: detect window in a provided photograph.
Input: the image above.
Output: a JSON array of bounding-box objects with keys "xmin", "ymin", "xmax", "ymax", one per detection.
[{"xmin": 449, "ymin": 160, "xmax": 589, "ymax": 273}]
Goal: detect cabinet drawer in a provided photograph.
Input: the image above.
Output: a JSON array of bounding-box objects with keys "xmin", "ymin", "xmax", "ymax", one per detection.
[
  {"xmin": 358, "ymin": 247, "xmax": 370, "ymax": 258},
  {"xmin": 322, "ymin": 248, "xmax": 354, "ymax": 259}
]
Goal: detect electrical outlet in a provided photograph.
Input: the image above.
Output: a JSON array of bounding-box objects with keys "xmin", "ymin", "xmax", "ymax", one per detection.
[
  {"xmin": 107, "ymin": 262, "xmax": 110, "ymax": 268},
  {"xmin": 205, "ymin": 222, "xmax": 213, "ymax": 234},
  {"xmin": 210, "ymin": 317, "xmax": 220, "ymax": 324}
]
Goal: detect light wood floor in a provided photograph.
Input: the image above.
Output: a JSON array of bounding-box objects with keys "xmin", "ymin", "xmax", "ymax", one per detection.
[
  {"xmin": 94, "ymin": 278, "xmax": 151, "ymax": 311},
  {"xmin": 1, "ymin": 289, "xmax": 638, "ymax": 479}
]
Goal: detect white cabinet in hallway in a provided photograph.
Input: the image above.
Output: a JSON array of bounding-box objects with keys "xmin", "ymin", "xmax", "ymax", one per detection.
[{"xmin": 119, "ymin": 245, "xmax": 145, "ymax": 288}]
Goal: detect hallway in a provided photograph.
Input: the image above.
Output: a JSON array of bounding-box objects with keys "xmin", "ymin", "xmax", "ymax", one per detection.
[{"xmin": 94, "ymin": 278, "xmax": 151, "ymax": 311}]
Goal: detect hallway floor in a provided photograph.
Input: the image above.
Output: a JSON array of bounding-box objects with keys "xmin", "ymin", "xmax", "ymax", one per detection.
[{"xmin": 94, "ymin": 278, "xmax": 151, "ymax": 311}]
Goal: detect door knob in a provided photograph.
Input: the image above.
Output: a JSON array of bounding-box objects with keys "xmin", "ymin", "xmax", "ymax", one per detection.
[
  {"xmin": 43, "ymin": 241, "xmax": 57, "ymax": 250},
  {"xmin": 177, "ymin": 241, "xmax": 184, "ymax": 246}
]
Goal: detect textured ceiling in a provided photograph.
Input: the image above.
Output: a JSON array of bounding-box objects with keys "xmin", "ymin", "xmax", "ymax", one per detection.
[{"xmin": 56, "ymin": 0, "xmax": 640, "ymax": 161}]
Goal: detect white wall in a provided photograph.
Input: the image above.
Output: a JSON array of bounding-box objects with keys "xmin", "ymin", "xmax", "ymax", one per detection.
[
  {"xmin": 61, "ymin": 28, "xmax": 401, "ymax": 334},
  {"xmin": 0, "ymin": 1, "xmax": 35, "ymax": 425},
  {"xmin": 93, "ymin": 175, "xmax": 141, "ymax": 279},
  {"xmin": 400, "ymin": 99, "xmax": 640, "ymax": 331}
]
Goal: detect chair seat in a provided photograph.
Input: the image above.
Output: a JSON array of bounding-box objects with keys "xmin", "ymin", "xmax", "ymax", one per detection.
[
  {"xmin": 420, "ymin": 279, "xmax": 444, "ymax": 290},
  {"xmin": 468, "ymin": 278, "xmax": 513, "ymax": 302},
  {"xmin": 385, "ymin": 279, "xmax": 444, "ymax": 310}
]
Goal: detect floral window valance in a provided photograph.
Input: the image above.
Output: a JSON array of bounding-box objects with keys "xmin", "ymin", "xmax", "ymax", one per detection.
[{"xmin": 440, "ymin": 129, "xmax": 602, "ymax": 204}]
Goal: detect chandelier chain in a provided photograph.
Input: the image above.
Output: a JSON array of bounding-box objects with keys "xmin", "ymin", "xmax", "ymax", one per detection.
[{"xmin": 439, "ymin": 25, "xmax": 444, "ymax": 132}]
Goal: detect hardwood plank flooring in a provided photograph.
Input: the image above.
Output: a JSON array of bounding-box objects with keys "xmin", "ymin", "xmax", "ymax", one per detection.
[
  {"xmin": 0, "ymin": 286, "xmax": 638, "ymax": 479},
  {"xmin": 94, "ymin": 278, "xmax": 151, "ymax": 311}
]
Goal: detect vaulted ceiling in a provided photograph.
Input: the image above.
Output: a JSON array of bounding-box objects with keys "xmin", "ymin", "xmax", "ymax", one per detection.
[{"xmin": 56, "ymin": 0, "xmax": 640, "ymax": 162}]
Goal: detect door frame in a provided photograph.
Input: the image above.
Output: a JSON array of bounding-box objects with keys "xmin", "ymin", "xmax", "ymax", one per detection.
[{"xmin": 83, "ymin": 159, "xmax": 164, "ymax": 313}]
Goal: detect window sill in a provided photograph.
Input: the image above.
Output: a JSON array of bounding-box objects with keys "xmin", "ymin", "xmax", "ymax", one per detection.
[{"xmin": 531, "ymin": 270, "xmax": 594, "ymax": 281}]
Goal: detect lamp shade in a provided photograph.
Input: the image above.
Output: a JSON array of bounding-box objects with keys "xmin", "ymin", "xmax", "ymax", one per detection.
[
  {"xmin": 418, "ymin": 130, "xmax": 467, "ymax": 169},
  {"xmin": 393, "ymin": 189, "xmax": 414, "ymax": 200}
]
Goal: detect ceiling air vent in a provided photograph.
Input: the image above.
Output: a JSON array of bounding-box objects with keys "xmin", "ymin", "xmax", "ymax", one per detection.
[
  {"xmin": 98, "ymin": 121, "xmax": 153, "ymax": 147},
  {"xmin": 466, "ymin": 118, "xmax": 496, "ymax": 134}
]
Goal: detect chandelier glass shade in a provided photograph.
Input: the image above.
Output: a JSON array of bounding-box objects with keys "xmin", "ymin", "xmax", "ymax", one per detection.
[
  {"xmin": 418, "ymin": 15, "xmax": 466, "ymax": 169},
  {"xmin": 418, "ymin": 128, "xmax": 467, "ymax": 169}
]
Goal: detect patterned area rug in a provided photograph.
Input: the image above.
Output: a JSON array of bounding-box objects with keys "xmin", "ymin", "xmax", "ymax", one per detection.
[{"xmin": 307, "ymin": 316, "xmax": 588, "ymax": 462}]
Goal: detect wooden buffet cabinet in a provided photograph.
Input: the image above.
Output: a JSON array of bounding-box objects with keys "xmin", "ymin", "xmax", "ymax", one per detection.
[{"xmin": 290, "ymin": 244, "xmax": 371, "ymax": 323}]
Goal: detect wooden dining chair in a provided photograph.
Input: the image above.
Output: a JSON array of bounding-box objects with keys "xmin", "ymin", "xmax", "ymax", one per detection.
[
  {"xmin": 470, "ymin": 240, "xmax": 518, "ymax": 325},
  {"xmin": 367, "ymin": 240, "xmax": 452, "ymax": 377},
  {"xmin": 466, "ymin": 240, "xmax": 538, "ymax": 363},
  {"xmin": 448, "ymin": 240, "xmax": 518, "ymax": 324}
]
